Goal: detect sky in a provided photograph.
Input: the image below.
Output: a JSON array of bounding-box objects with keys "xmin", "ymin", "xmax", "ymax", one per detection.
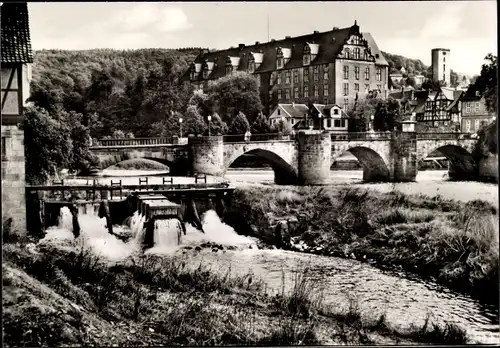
[{"xmin": 28, "ymin": 1, "xmax": 497, "ymax": 76}]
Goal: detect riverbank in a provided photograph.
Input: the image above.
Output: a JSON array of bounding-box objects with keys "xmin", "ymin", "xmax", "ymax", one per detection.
[
  {"xmin": 227, "ymin": 185, "xmax": 499, "ymax": 306},
  {"xmin": 3, "ymin": 230, "xmax": 471, "ymax": 347}
]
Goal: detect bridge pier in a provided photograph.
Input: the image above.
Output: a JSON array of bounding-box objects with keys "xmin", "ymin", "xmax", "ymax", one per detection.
[
  {"xmin": 390, "ymin": 132, "xmax": 418, "ymax": 182},
  {"xmin": 297, "ymin": 132, "xmax": 332, "ymax": 185},
  {"xmin": 188, "ymin": 136, "xmax": 224, "ymax": 176}
]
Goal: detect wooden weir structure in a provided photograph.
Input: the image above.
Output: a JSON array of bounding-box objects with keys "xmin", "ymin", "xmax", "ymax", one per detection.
[{"xmin": 26, "ymin": 181, "xmax": 235, "ymax": 244}]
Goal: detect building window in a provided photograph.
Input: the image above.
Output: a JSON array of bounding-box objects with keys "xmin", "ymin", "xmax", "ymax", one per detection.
[
  {"xmin": 443, "ymin": 64, "xmax": 446, "ymax": 72},
  {"xmin": 277, "ymin": 72, "xmax": 282, "ymax": 85},
  {"xmin": 326, "ymin": 119, "xmax": 331, "ymax": 128},
  {"xmin": 343, "ymin": 83, "xmax": 349, "ymax": 96},
  {"xmin": 303, "ymin": 54, "xmax": 310, "ymax": 65},
  {"xmin": 376, "ymin": 68, "xmax": 382, "ymax": 81},
  {"xmin": 365, "ymin": 84, "xmax": 370, "ymax": 93},
  {"xmin": 203, "ymin": 70, "xmax": 209, "ymax": 79},
  {"xmin": 269, "ymin": 90, "xmax": 273, "ymax": 100},
  {"xmin": 226, "ymin": 66, "xmax": 233, "ymax": 75},
  {"xmin": 341, "ymin": 119, "xmax": 346, "ymax": 128},
  {"xmin": 364, "ymin": 67, "xmax": 370, "ymax": 80},
  {"xmin": 285, "ymin": 88, "xmax": 291, "ymax": 100},
  {"xmin": 278, "ymin": 109, "xmax": 281, "ymax": 116},
  {"xmin": 354, "ymin": 66, "xmax": 360, "ymax": 80},
  {"xmin": 466, "ymin": 120, "xmax": 471, "ymax": 132},
  {"xmin": 248, "ymin": 62, "xmax": 255, "ymax": 73},
  {"xmin": 345, "ymin": 48, "xmax": 350, "ymax": 59},
  {"xmin": 304, "ymin": 86, "xmax": 309, "ymax": 98},
  {"xmin": 343, "ymin": 65, "xmax": 349, "ymax": 79},
  {"xmin": 377, "ymin": 84, "xmax": 382, "ymax": 91},
  {"xmin": 466, "ymin": 102, "xmax": 471, "ymax": 113},
  {"xmin": 323, "ymin": 65, "xmax": 329, "ymax": 80},
  {"xmin": 294, "ymin": 70, "xmax": 298, "ymax": 83},
  {"xmin": 444, "ymin": 57, "xmax": 446, "ymax": 63},
  {"xmin": 323, "ymin": 82, "xmax": 329, "ymax": 96},
  {"xmin": 333, "ymin": 109, "xmax": 339, "ymax": 115},
  {"xmin": 294, "ymin": 87, "xmax": 299, "ymax": 99},
  {"xmin": 334, "ymin": 119, "xmax": 341, "ymax": 127},
  {"xmin": 277, "ymin": 89, "xmax": 282, "ymax": 99},
  {"xmin": 354, "ymin": 47, "xmax": 361, "ymax": 60},
  {"xmin": 285, "ymin": 71, "xmax": 291, "ymax": 84},
  {"xmin": 304, "ymin": 69, "xmax": 309, "ymax": 82},
  {"xmin": 277, "ymin": 58, "xmax": 284, "ymax": 69},
  {"xmin": 475, "ymin": 102, "xmax": 480, "ymax": 112},
  {"xmin": 313, "ymin": 85, "xmax": 319, "ymax": 97},
  {"xmin": 475, "ymin": 119, "xmax": 480, "ymax": 131},
  {"xmin": 343, "ymin": 98, "xmax": 349, "ymax": 111},
  {"xmin": 313, "ymin": 66, "xmax": 319, "ymax": 82}
]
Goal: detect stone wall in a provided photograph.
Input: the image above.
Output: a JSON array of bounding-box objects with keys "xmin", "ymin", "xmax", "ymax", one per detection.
[
  {"xmin": 297, "ymin": 132, "xmax": 331, "ymax": 184},
  {"xmin": 2, "ymin": 125, "xmax": 26, "ymax": 234}
]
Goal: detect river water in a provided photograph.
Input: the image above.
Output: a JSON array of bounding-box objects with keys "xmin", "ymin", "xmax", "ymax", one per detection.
[{"xmin": 49, "ymin": 168, "xmax": 499, "ymax": 344}]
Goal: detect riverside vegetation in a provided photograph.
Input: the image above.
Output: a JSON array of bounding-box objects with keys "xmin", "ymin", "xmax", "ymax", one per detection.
[
  {"xmin": 228, "ymin": 185, "xmax": 499, "ymax": 306},
  {"xmin": 3, "ymin": 223, "xmax": 470, "ymax": 347}
]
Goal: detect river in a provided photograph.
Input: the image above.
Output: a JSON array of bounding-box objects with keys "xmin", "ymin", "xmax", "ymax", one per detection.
[{"xmin": 52, "ymin": 168, "xmax": 499, "ymax": 344}]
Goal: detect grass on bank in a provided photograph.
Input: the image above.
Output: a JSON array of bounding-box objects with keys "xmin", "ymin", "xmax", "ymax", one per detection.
[
  {"xmin": 2, "ymin": 229, "xmax": 470, "ymax": 347},
  {"xmin": 230, "ymin": 186, "xmax": 499, "ymax": 304}
]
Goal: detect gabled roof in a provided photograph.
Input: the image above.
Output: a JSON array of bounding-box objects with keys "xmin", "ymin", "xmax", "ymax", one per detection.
[
  {"xmin": 1, "ymin": 3, "xmax": 33, "ymax": 63},
  {"xmin": 184, "ymin": 24, "xmax": 389, "ymax": 81},
  {"xmin": 313, "ymin": 104, "xmax": 349, "ymax": 118},
  {"xmin": 270, "ymin": 103, "xmax": 309, "ymax": 119}
]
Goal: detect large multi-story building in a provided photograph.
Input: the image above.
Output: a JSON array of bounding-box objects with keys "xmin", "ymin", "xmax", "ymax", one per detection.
[
  {"xmin": 431, "ymin": 48, "xmax": 451, "ymax": 86},
  {"xmin": 183, "ymin": 22, "xmax": 389, "ymax": 115}
]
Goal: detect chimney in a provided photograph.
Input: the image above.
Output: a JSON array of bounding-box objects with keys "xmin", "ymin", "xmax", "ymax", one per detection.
[
  {"xmin": 285, "ymin": 36, "xmax": 291, "ymax": 39},
  {"xmin": 255, "ymin": 41, "xmax": 260, "ymax": 46},
  {"xmin": 332, "ymin": 27, "xmax": 339, "ymax": 30},
  {"xmin": 238, "ymin": 44, "xmax": 245, "ymax": 49},
  {"xmin": 271, "ymin": 39, "xmax": 276, "ymax": 43},
  {"xmin": 313, "ymin": 30, "xmax": 320, "ymax": 34}
]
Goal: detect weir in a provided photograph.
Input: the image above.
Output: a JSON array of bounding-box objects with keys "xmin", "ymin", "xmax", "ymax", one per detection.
[{"xmin": 26, "ymin": 182, "xmax": 233, "ymax": 243}]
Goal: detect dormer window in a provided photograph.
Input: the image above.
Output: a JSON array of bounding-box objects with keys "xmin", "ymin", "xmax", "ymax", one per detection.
[
  {"xmin": 303, "ymin": 44, "xmax": 311, "ymax": 66},
  {"xmin": 345, "ymin": 48, "xmax": 350, "ymax": 59},
  {"xmin": 277, "ymin": 58, "xmax": 284, "ymax": 69}
]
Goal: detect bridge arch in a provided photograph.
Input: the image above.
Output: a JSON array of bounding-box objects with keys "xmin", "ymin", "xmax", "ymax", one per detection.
[
  {"xmin": 331, "ymin": 145, "xmax": 391, "ymax": 182},
  {"xmin": 419, "ymin": 144, "xmax": 477, "ymax": 180},
  {"xmin": 224, "ymin": 148, "xmax": 299, "ymax": 185}
]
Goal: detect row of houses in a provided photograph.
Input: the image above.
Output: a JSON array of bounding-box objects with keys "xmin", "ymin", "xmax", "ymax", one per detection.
[
  {"xmin": 391, "ymin": 85, "xmax": 495, "ymax": 134},
  {"xmin": 264, "ymin": 83, "xmax": 495, "ymax": 135}
]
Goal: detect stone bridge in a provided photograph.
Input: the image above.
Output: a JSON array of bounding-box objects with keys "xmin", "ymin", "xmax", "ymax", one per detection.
[{"xmin": 90, "ymin": 132, "xmax": 478, "ymax": 184}]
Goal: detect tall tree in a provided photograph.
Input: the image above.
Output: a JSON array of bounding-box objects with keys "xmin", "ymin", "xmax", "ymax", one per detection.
[
  {"xmin": 251, "ymin": 113, "xmax": 272, "ymax": 134},
  {"xmin": 206, "ymin": 72, "xmax": 263, "ymax": 124},
  {"xmin": 228, "ymin": 111, "xmax": 251, "ymax": 135},
  {"xmin": 471, "ymin": 53, "xmax": 497, "ymax": 114},
  {"xmin": 373, "ymin": 99, "xmax": 402, "ymax": 131}
]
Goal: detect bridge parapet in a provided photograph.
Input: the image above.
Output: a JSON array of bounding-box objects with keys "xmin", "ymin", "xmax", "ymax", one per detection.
[
  {"xmin": 415, "ymin": 133, "xmax": 474, "ymax": 140},
  {"xmin": 331, "ymin": 132, "xmax": 393, "ymax": 141},
  {"xmin": 93, "ymin": 137, "xmax": 176, "ymax": 147},
  {"xmin": 222, "ymin": 133, "xmax": 286, "ymax": 143}
]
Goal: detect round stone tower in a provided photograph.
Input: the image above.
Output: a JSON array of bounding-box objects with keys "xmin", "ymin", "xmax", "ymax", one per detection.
[
  {"xmin": 297, "ymin": 132, "xmax": 332, "ymax": 185},
  {"xmin": 188, "ymin": 136, "xmax": 224, "ymax": 176}
]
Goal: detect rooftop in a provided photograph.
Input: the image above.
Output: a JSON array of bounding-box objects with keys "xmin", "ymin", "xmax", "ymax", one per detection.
[{"xmin": 1, "ymin": 3, "xmax": 33, "ymax": 64}]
